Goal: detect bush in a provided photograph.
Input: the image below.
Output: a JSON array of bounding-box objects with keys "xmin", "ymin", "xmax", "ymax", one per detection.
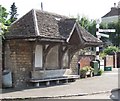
[
  {"xmin": 97, "ymin": 69, "xmax": 103, "ymax": 76},
  {"xmin": 103, "ymin": 46, "xmax": 119, "ymax": 55},
  {"xmin": 80, "ymin": 66, "xmax": 94, "ymax": 78},
  {"xmin": 100, "ymin": 46, "xmax": 120, "ymax": 59}
]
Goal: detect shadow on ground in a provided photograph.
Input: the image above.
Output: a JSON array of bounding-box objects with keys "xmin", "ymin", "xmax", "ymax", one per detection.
[{"xmin": 2, "ymin": 81, "xmax": 73, "ymax": 94}]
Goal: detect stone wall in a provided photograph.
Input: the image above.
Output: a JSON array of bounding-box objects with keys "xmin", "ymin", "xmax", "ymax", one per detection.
[
  {"xmin": 4, "ymin": 40, "xmax": 33, "ymax": 88},
  {"xmin": 70, "ymin": 52, "xmax": 79, "ymax": 75},
  {"xmin": 0, "ymin": 36, "xmax": 2, "ymax": 88}
]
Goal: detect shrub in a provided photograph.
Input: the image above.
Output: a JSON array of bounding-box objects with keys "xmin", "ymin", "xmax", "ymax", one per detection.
[
  {"xmin": 80, "ymin": 66, "xmax": 94, "ymax": 78},
  {"xmin": 103, "ymin": 46, "xmax": 119, "ymax": 55},
  {"xmin": 97, "ymin": 69, "xmax": 103, "ymax": 76}
]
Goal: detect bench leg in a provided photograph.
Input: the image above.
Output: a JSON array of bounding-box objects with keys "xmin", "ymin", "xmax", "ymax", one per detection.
[
  {"xmin": 35, "ymin": 82, "xmax": 40, "ymax": 87},
  {"xmin": 65, "ymin": 79, "xmax": 68, "ymax": 83},
  {"xmin": 56, "ymin": 80, "xmax": 60, "ymax": 84},
  {"xmin": 46, "ymin": 81, "xmax": 50, "ymax": 86}
]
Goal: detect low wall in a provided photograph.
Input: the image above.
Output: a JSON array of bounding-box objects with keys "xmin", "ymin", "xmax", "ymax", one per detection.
[{"xmin": 104, "ymin": 55, "xmax": 114, "ymax": 68}]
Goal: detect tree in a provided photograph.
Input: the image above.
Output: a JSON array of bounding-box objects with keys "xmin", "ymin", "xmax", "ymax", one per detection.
[
  {"xmin": 115, "ymin": 19, "xmax": 120, "ymax": 47},
  {"xmin": 76, "ymin": 15, "xmax": 97, "ymax": 36},
  {"xmin": 100, "ymin": 20, "xmax": 120, "ymax": 47},
  {"xmin": 77, "ymin": 15, "xmax": 90, "ymax": 30},
  {"xmin": 9, "ymin": 2, "xmax": 18, "ymax": 23},
  {"xmin": 88, "ymin": 20, "xmax": 96, "ymax": 36},
  {"xmin": 103, "ymin": 46, "xmax": 119, "ymax": 55},
  {"xmin": 0, "ymin": 5, "xmax": 9, "ymax": 25},
  {"xmin": 0, "ymin": 5, "xmax": 9, "ymax": 36}
]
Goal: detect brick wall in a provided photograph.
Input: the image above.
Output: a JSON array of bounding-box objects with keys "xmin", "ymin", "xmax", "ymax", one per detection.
[
  {"xmin": 104, "ymin": 55, "xmax": 114, "ymax": 68},
  {"xmin": 78, "ymin": 55, "xmax": 95, "ymax": 68},
  {"xmin": 4, "ymin": 40, "xmax": 33, "ymax": 88},
  {"xmin": 70, "ymin": 53, "xmax": 95, "ymax": 74},
  {"xmin": 0, "ymin": 36, "xmax": 2, "ymax": 88}
]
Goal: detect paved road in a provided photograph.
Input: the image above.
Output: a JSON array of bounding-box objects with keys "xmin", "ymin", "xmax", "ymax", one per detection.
[
  {"xmin": 1, "ymin": 68, "xmax": 120, "ymax": 100},
  {"xmin": 57, "ymin": 89, "xmax": 120, "ymax": 99}
]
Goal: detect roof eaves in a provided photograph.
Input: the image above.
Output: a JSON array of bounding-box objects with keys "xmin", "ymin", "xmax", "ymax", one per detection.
[{"xmin": 76, "ymin": 22, "xmax": 103, "ymax": 45}]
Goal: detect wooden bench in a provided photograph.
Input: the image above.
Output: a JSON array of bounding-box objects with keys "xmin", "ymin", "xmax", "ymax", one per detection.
[{"xmin": 29, "ymin": 75, "xmax": 79, "ymax": 87}]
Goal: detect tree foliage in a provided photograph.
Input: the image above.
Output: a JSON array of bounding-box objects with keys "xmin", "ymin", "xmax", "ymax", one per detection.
[
  {"xmin": 76, "ymin": 15, "xmax": 96, "ymax": 36},
  {"xmin": 0, "ymin": 5, "xmax": 9, "ymax": 25},
  {"xmin": 100, "ymin": 20, "xmax": 120, "ymax": 47},
  {"xmin": 0, "ymin": 5, "xmax": 9, "ymax": 37},
  {"xmin": 0, "ymin": 3, "xmax": 18, "ymax": 37},
  {"xmin": 103, "ymin": 46, "xmax": 119, "ymax": 55},
  {"xmin": 76, "ymin": 15, "xmax": 120, "ymax": 47},
  {"xmin": 9, "ymin": 2, "xmax": 18, "ymax": 23}
]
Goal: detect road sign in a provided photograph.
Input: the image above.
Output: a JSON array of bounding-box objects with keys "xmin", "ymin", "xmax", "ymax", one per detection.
[
  {"xmin": 99, "ymin": 33, "xmax": 109, "ymax": 38},
  {"xmin": 99, "ymin": 29, "xmax": 115, "ymax": 33}
]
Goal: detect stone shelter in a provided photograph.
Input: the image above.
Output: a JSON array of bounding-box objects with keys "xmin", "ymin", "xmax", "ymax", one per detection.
[{"xmin": 3, "ymin": 9, "xmax": 102, "ymax": 88}]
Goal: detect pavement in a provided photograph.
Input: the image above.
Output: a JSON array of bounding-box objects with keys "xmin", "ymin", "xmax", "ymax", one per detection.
[{"xmin": 1, "ymin": 68, "xmax": 120, "ymax": 100}]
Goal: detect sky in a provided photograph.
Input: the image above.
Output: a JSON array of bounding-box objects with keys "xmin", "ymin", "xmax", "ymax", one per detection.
[{"xmin": 0, "ymin": 0, "xmax": 119, "ymax": 20}]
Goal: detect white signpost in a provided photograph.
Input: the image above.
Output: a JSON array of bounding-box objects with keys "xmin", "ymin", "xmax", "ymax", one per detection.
[
  {"xmin": 99, "ymin": 29, "xmax": 116, "ymax": 33},
  {"xmin": 96, "ymin": 20, "xmax": 116, "ymax": 60}
]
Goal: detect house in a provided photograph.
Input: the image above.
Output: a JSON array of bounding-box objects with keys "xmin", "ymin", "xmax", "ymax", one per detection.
[
  {"xmin": 101, "ymin": 1, "xmax": 120, "ymax": 23},
  {"xmin": 3, "ymin": 9, "xmax": 102, "ymax": 88}
]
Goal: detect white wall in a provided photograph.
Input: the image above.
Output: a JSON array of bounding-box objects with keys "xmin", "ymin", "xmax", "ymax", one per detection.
[
  {"xmin": 62, "ymin": 51, "xmax": 69, "ymax": 68},
  {"xmin": 35, "ymin": 45, "xmax": 43, "ymax": 68},
  {"xmin": 102, "ymin": 16, "xmax": 119, "ymax": 23}
]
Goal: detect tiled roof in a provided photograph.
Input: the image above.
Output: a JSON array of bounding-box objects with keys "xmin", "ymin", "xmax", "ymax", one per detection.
[
  {"xmin": 77, "ymin": 23, "xmax": 100, "ymax": 43},
  {"xmin": 7, "ymin": 10, "xmax": 36, "ymax": 38},
  {"xmin": 102, "ymin": 7, "xmax": 120, "ymax": 18},
  {"xmin": 6, "ymin": 9, "xmax": 102, "ymax": 45}
]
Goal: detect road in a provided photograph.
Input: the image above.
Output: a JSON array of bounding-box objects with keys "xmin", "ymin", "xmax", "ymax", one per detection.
[
  {"xmin": 1, "ymin": 68, "xmax": 120, "ymax": 100},
  {"xmin": 57, "ymin": 89, "xmax": 120, "ymax": 99}
]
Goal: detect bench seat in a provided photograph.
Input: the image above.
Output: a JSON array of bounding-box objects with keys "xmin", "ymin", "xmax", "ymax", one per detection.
[{"xmin": 29, "ymin": 75, "xmax": 79, "ymax": 87}]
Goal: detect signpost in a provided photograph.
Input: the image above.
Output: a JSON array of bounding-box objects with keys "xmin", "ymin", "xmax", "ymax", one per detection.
[
  {"xmin": 99, "ymin": 29, "xmax": 115, "ymax": 33},
  {"xmin": 96, "ymin": 20, "xmax": 115, "ymax": 60}
]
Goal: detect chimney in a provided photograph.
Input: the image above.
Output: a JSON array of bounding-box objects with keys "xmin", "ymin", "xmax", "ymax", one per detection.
[
  {"xmin": 114, "ymin": 3, "xmax": 116, "ymax": 7},
  {"xmin": 118, "ymin": 1, "xmax": 120, "ymax": 8},
  {"xmin": 41, "ymin": 2, "xmax": 43, "ymax": 11}
]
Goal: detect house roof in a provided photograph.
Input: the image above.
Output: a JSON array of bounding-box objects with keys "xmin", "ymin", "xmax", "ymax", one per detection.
[
  {"xmin": 6, "ymin": 9, "xmax": 102, "ymax": 46},
  {"xmin": 102, "ymin": 7, "xmax": 120, "ymax": 18}
]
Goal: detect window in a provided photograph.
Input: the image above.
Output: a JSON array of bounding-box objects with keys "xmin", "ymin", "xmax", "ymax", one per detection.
[{"xmin": 35, "ymin": 45, "xmax": 43, "ymax": 68}]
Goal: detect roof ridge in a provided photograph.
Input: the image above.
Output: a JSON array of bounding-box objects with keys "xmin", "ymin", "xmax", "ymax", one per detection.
[
  {"xmin": 102, "ymin": 7, "xmax": 120, "ymax": 18},
  {"xmin": 34, "ymin": 9, "xmax": 69, "ymax": 19},
  {"xmin": 32, "ymin": 9, "xmax": 40, "ymax": 36}
]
